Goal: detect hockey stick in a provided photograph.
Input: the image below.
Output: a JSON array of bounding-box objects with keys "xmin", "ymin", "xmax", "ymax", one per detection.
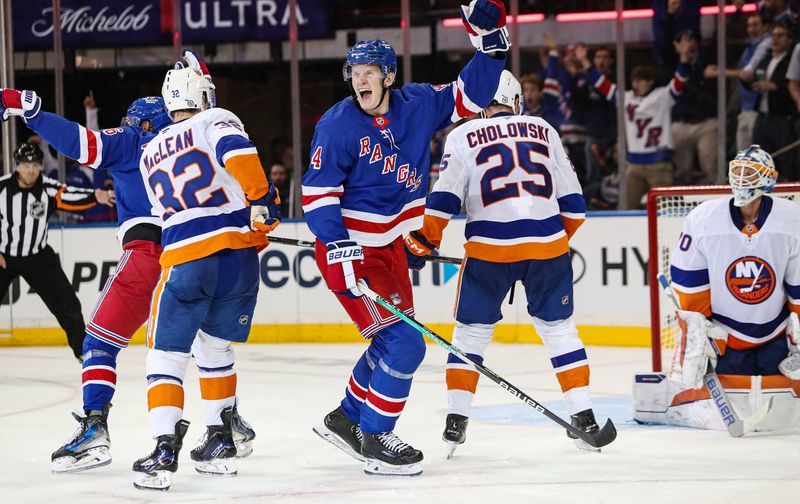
[
  {"xmin": 770, "ymin": 137, "xmax": 800, "ymax": 158},
  {"xmin": 657, "ymin": 273, "xmax": 773, "ymax": 437},
  {"xmin": 267, "ymin": 236, "xmax": 463, "ymax": 265},
  {"xmin": 356, "ymin": 279, "xmax": 618, "ymax": 449}
]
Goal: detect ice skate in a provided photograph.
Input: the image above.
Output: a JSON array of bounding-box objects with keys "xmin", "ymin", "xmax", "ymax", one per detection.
[
  {"xmin": 51, "ymin": 406, "xmax": 111, "ymax": 473},
  {"xmin": 361, "ymin": 431, "xmax": 423, "ymax": 476},
  {"xmin": 442, "ymin": 413, "xmax": 469, "ymax": 459},
  {"xmin": 567, "ymin": 409, "xmax": 601, "ymax": 452},
  {"xmin": 132, "ymin": 419, "xmax": 190, "ymax": 491},
  {"xmin": 313, "ymin": 406, "xmax": 365, "ymax": 462},
  {"xmin": 191, "ymin": 406, "xmax": 238, "ymax": 476},
  {"xmin": 231, "ymin": 406, "xmax": 256, "ymax": 458}
]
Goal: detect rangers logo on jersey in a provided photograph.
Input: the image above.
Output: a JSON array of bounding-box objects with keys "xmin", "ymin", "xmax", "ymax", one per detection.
[{"xmin": 725, "ymin": 256, "xmax": 776, "ymax": 304}]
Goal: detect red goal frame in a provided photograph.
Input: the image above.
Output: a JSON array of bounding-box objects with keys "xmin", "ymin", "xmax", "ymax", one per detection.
[{"xmin": 646, "ymin": 183, "xmax": 800, "ymax": 372}]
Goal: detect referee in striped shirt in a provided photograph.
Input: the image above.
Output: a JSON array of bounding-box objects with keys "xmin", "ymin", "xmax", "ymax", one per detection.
[{"xmin": 0, "ymin": 142, "xmax": 114, "ymax": 360}]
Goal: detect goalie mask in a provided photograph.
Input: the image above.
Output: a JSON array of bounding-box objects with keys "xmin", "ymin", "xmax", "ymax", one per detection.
[
  {"xmin": 161, "ymin": 67, "xmax": 213, "ymax": 120},
  {"xmin": 728, "ymin": 145, "xmax": 778, "ymax": 207}
]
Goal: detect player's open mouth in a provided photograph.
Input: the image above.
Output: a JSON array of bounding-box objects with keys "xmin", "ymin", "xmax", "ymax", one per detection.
[{"xmin": 358, "ymin": 89, "xmax": 373, "ymax": 102}]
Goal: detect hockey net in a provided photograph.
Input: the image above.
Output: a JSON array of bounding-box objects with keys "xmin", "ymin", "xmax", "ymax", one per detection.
[{"xmin": 646, "ymin": 183, "xmax": 800, "ymax": 372}]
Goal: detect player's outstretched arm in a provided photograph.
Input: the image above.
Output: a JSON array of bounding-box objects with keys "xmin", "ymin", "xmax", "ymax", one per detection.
[
  {"xmin": 405, "ymin": 136, "xmax": 468, "ymax": 270},
  {"xmin": 2, "ymin": 88, "xmax": 141, "ymax": 171}
]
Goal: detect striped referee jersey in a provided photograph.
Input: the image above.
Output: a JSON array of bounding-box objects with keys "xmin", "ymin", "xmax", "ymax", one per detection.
[{"xmin": 0, "ymin": 173, "xmax": 97, "ymax": 257}]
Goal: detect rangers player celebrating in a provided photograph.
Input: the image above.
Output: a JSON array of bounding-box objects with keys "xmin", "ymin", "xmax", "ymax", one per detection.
[
  {"xmin": 405, "ymin": 71, "xmax": 607, "ymax": 456},
  {"xmin": 304, "ymin": 0, "xmax": 509, "ymax": 476},
  {"xmin": 635, "ymin": 146, "xmax": 800, "ymax": 430}
]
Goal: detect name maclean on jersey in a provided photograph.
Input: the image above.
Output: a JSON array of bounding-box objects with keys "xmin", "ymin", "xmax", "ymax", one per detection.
[
  {"xmin": 142, "ymin": 129, "xmax": 195, "ymax": 171},
  {"xmin": 466, "ymin": 121, "xmax": 551, "ymax": 148}
]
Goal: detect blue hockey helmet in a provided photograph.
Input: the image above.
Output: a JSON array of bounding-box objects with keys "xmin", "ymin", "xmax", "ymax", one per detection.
[
  {"xmin": 342, "ymin": 40, "xmax": 397, "ymax": 82},
  {"xmin": 121, "ymin": 96, "xmax": 171, "ymax": 133},
  {"xmin": 728, "ymin": 144, "xmax": 778, "ymax": 207}
]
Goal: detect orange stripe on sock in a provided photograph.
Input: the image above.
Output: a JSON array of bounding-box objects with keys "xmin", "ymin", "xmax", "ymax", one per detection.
[
  {"xmin": 147, "ymin": 383, "xmax": 184, "ymax": 410},
  {"xmin": 199, "ymin": 373, "xmax": 238, "ymax": 400},
  {"xmin": 446, "ymin": 368, "xmax": 480, "ymax": 393},
  {"xmin": 555, "ymin": 365, "xmax": 589, "ymax": 392}
]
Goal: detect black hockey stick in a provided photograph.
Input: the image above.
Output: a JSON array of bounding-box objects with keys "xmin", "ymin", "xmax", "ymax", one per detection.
[
  {"xmin": 657, "ymin": 273, "xmax": 773, "ymax": 437},
  {"xmin": 267, "ymin": 236, "xmax": 463, "ymax": 265},
  {"xmin": 356, "ymin": 279, "xmax": 618, "ymax": 449}
]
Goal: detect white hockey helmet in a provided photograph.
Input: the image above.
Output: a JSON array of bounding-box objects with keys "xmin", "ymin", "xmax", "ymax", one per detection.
[
  {"xmin": 491, "ymin": 70, "xmax": 522, "ymax": 114},
  {"xmin": 161, "ymin": 67, "xmax": 213, "ymax": 119},
  {"xmin": 728, "ymin": 144, "xmax": 778, "ymax": 207}
]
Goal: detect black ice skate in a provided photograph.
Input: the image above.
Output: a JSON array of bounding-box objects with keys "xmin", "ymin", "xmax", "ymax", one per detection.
[
  {"xmin": 132, "ymin": 419, "xmax": 190, "ymax": 491},
  {"xmin": 190, "ymin": 406, "xmax": 238, "ymax": 476},
  {"xmin": 567, "ymin": 409, "xmax": 601, "ymax": 452},
  {"xmin": 51, "ymin": 406, "xmax": 111, "ymax": 473},
  {"xmin": 231, "ymin": 406, "xmax": 256, "ymax": 458},
  {"xmin": 361, "ymin": 431, "xmax": 423, "ymax": 476},
  {"xmin": 312, "ymin": 406, "xmax": 365, "ymax": 462},
  {"xmin": 442, "ymin": 414, "xmax": 469, "ymax": 459}
]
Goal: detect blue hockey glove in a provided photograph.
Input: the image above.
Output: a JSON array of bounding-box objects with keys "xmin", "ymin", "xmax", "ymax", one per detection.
[
  {"xmin": 1, "ymin": 89, "xmax": 41, "ymax": 123},
  {"xmin": 250, "ymin": 183, "xmax": 281, "ymax": 233},
  {"xmin": 461, "ymin": 0, "xmax": 510, "ymax": 53},
  {"xmin": 404, "ymin": 231, "xmax": 437, "ymax": 271}
]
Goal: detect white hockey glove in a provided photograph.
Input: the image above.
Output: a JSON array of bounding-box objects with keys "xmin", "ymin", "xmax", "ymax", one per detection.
[
  {"xmin": 779, "ymin": 312, "xmax": 800, "ymax": 380},
  {"xmin": 0, "ymin": 89, "xmax": 41, "ymax": 123},
  {"xmin": 669, "ymin": 311, "xmax": 728, "ymax": 390},
  {"xmin": 461, "ymin": 0, "xmax": 511, "ymax": 53}
]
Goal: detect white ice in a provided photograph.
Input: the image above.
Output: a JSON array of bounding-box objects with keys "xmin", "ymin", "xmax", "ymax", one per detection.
[{"xmin": 1, "ymin": 343, "xmax": 798, "ymax": 504}]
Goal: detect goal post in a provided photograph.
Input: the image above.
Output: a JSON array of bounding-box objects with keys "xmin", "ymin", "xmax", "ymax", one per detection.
[{"xmin": 646, "ymin": 183, "xmax": 800, "ymax": 372}]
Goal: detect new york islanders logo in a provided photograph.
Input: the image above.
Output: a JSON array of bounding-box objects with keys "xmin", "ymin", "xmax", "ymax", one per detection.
[{"xmin": 724, "ymin": 256, "xmax": 776, "ymax": 304}]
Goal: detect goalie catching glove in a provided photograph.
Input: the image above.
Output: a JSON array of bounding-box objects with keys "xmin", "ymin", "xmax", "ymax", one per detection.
[
  {"xmin": 324, "ymin": 240, "xmax": 366, "ymax": 298},
  {"xmin": 0, "ymin": 89, "xmax": 41, "ymax": 123},
  {"xmin": 249, "ymin": 183, "xmax": 281, "ymax": 233},
  {"xmin": 461, "ymin": 0, "xmax": 510, "ymax": 53},
  {"xmin": 404, "ymin": 231, "xmax": 437, "ymax": 271},
  {"xmin": 779, "ymin": 312, "xmax": 800, "ymax": 380},
  {"xmin": 669, "ymin": 311, "xmax": 728, "ymax": 390}
]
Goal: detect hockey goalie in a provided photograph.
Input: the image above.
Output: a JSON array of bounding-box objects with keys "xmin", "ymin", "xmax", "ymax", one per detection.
[{"xmin": 634, "ymin": 146, "xmax": 800, "ymax": 432}]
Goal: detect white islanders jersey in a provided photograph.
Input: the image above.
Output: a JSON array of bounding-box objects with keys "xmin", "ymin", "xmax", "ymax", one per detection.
[
  {"xmin": 670, "ymin": 196, "xmax": 800, "ymax": 348},
  {"xmin": 139, "ymin": 107, "xmax": 269, "ymax": 267},
  {"xmin": 418, "ymin": 112, "xmax": 585, "ymax": 262}
]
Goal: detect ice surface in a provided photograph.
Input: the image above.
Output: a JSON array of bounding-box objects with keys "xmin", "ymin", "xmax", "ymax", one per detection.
[{"xmin": 1, "ymin": 343, "xmax": 798, "ymax": 503}]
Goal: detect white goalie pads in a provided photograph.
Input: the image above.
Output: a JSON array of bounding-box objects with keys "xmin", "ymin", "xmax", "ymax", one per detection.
[{"xmin": 669, "ymin": 311, "xmax": 728, "ymax": 390}]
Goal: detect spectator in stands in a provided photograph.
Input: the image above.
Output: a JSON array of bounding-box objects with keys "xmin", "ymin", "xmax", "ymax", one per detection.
[
  {"xmin": 268, "ymin": 163, "xmax": 291, "ymax": 217},
  {"xmin": 736, "ymin": 13, "xmax": 772, "ymax": 150},
  {"xmin": 521, "ymin": 41, "xmax": 563, "ymax": 131},
  {"xmin": 664, "ymin": 28, "xmax": 720, "ymax": 184},
  {"xmin": 581, "ymin": 37, "xmax": 692, "ymax": 209},
  {"xmin": 653, "ymin": 0, "xmax": 701, "ymax": 64},
  {"xmin": 749, "ymin": 21, "xmax": 798, "ymax": 179},
  {"xmin": 570, "ymin": 44, "xmax": 617, "ymax": 189}
]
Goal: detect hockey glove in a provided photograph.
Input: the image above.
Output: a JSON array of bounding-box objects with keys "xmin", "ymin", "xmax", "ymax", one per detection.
[
  {"xmin": 779, "ymin": 312, "xmax": 800, "ymax": 380},
  {"xmin": 174, "ymin": 49, "xmax": 216, "ymax": 108},
  {"xmin": 461, "ymin": 0, "xmax": 510, "ymax": 53},
  {"xmin": 0, "ymin": 89, "xmax": 41, "ymax": 123},
  {"xmin": 325, "ymin": 240, "xmax": 366, "ymax": 298},
  {"xmin": 669, "ymin": 311, "xmax": 728, "ymax": 390},
  {"xmin": 404, "ymin": 231, "xmax": 437, "ymax": 271},
  {"xmin": 249, "ymin": 183, "xmax": 281, "ymax": 233}
]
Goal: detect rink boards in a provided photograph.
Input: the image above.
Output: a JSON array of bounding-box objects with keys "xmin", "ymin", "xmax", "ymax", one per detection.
[{"xmin": 0, "ymin": 212, "xmax": 653, "ymax": 347}]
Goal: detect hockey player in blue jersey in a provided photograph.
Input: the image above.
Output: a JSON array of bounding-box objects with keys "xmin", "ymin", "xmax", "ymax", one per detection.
[
  {"xmin": 0, "ymin": 51, "xmax": 255, "ymax": 474},
  {"xmin": 304, "ymin": 0, "xmax": 510, "ymax": 476}
]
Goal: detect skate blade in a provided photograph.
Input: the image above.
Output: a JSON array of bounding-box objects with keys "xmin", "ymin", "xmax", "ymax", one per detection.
[
  {"xmin": 51, "ymin": 447, "xmax": 111, "ymax": 474},
  {"xmin": 574, "ymin": 438, "xmax": 601, "ymax": 453},
  {"xmin": 234, "ymin": 439, "xmax": 253, "ymax": 458},
  {"xmin": 133, "ymin": 470, "xmax": 172, "ymax": 491},
  {"xmin": 445, "ymin": 441, "xmax": 460, "ymax": 460},
  {"xmin": 363, "ymin": 458, "xmax": 423, "ymax": 476},
  {"xmin": 312, "ymin": 423, "xmax": 365, "ymax": 462},
  {"xmin": 195, "ymin": 458, "xmax": 238, "ymax": 476}
]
